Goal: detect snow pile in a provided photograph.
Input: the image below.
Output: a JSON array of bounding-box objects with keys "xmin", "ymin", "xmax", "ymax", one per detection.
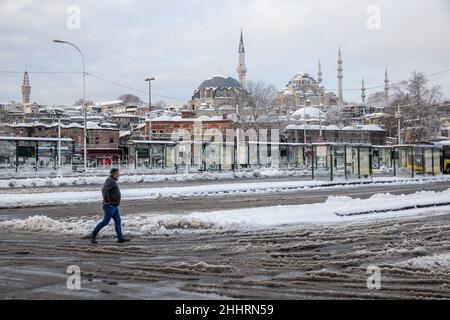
[
  {"xmin": 0, "ymin": 214, "xmax": 170, "ymax": 237},
  {"xmin": 1, "ymin": 189, "xmax": 450, "ymax": 236},
  {"xmin": 395, "ymin": 254, "xmax": 450, "ymax": 271},
  {"xmin": 171, "ymin": 189, "xmax": 450, "ymax": 229},
  {"xmin": 0, "ymin": 169, "xmax": 309, "ymax": 189},
  {"xmin": 0, "ymin": 215, "xmax": 94, "ymax": 235}
]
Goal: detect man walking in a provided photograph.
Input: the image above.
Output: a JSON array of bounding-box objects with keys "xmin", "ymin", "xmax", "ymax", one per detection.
[{"xmin": 89, "ymin": 168, "xmax": 130, "ymax": 244}]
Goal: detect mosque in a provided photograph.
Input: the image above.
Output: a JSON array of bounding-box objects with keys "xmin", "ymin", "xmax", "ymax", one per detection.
[
  {"xmin": 187, "ymin": 30, "xmax": 248, "ymax": 112},
  {"xmin": 187, "ymin": 30, "xmax": 390, "ymax": 123}
]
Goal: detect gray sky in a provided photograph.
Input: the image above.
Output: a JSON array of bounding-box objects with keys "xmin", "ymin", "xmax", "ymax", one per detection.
[{"xmin": 1, "ymin": 0, "xmax": 449, "ymax": 106}]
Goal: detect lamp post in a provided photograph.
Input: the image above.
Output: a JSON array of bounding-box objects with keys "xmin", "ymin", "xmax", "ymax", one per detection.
[
  {"xmin": 145, "ymin": 77, "xmax": 155, "ymax": 140},
  {"xmin": 53, "ymin": 39, "xmax": 87, "ymax": 172}
]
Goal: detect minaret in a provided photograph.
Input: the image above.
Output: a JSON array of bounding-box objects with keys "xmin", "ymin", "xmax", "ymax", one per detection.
[
  {"xmin": 237, "ymin": 29, "xmax": 247, "ymax": 87},
  {"xmin": 21, "ymin": 71, "xmax": 31, "ymax": 111},
  {"xmin": 22, "ymin": 71, "xmax": 31, "ymax": 113},
  {"xmin": 361, "ymin": 78, "xmax": 366, "ymax": 104},
  {"xmin": 317, "ymin": 60, "xmax": 323, "ymax": 84},
  {"xmin": 384, "ymin": 67, "xmax": 390, "ymax": 104},
  {"xmin": 337, "ymin": 47, "xmax": 344, "ymax": 106}
]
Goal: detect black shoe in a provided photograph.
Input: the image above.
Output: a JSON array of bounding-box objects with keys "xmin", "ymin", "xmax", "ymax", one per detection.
[
  {"xmin": 89, "ymin": 234, "xmax": 98, "ymax": 244},
  {"xmin": 118, "ymin": 238, "xmax": 130, "ymax": 243}
]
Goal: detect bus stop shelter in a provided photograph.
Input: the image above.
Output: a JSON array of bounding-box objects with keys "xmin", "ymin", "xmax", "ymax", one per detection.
[
  {"xmin": 393, "ymin": 144, "xmax": 442, "ymax": 178},
  {"xmin": 126, "ymin": 140, "xmax": 176, "ymax": 170},
  {"xmin": 311, "ymin": 143, "xmax": 372, "ymax": 181},
  {"xmin": 0, "ymin": 136, "xmax": 74, "ymax": 174}
]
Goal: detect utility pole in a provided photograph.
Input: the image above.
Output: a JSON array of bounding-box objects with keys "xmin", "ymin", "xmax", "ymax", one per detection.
[
  {"xmin": 58, "ymin": 117, "xmax": 61, "ymax": 169},
  {"xmin": 303, "ymin": 96, "xmax": 307, "ymax": 143},
  {"xmin": 318, "ymin": 88, "xmax": 323, "ymax": 142},
  {"xmin": 396, "ymin": 104, "xmax": 401, "ymax": 145},
  {"xmin": 235, "ymin": 104, "xmax": 240, "ymax": 172},
  {"xmin": 145, "ymin": 77, "xmax": 155, "ymax": 140}
]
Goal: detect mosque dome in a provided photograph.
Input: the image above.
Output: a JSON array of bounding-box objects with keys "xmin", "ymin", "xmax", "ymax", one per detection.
[{"xmin": 198, "ymin": 76, "xmax": 242, "ymax": 90}]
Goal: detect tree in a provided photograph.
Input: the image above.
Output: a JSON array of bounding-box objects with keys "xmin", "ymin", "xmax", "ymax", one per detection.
[
  {"xmin": 74, "ymin": 99, "xmax": 94, "ymax": 106},
  {"xmin": 325, "ymin": 106, "xmax": 348, "ymax": 126},
  {"xmin": 387, "ymin": 71, "xmax": 443, "ymax": 143},
  {"xmin": 154, "ymin": 100, "xmax": 167, "ymax": 110},
  {"xmin": 118, "ymin": 94, "xmax": 143, "ymax": 105},
  {"xmin": 236, "ymin": 80, "xmax": 279, "ymax": 129},
  {"xmin": 367, "ymin": 91, "xmax": 387, "ymax": 108}
]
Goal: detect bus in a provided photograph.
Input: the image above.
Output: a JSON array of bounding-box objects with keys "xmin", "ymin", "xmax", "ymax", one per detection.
[
  {"xmin": 443, "ymin": 144, "xmax": 450, "ymax": 174},
  {"xmin": 433, "ymin": 142, "xmax": 450, "ymax": 174}
]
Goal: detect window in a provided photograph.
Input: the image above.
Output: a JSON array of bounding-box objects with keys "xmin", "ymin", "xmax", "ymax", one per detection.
[
  {"xmin": 86, "ymin": 137, "xmax": 90, "ymax": 144},
  {"xmin": 95, "ymin": 137, "xmax": 99, "ymax": 144},
  {"xmin": 110, "ymin": 138, "xmax": 114, "ymax": 144}
]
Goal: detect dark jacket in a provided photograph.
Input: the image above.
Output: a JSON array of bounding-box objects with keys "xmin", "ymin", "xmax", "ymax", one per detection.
[{"xmin": 102, "ymin": 176, "xmax": 121, "ymax": 206}]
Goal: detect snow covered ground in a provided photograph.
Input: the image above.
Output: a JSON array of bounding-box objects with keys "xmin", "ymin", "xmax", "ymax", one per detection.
[
  {"xmin": 0, "ymin": 169, "xmax": 308, "ymax": 189},
  {"xmin": 0, "ymin": 175, "xmax": 449, "ymax": 208},
  {"xmin": 394, "ymin": 253, "xmax": 450, "ymax": 271},
  {"xmin": 1, "ymin": 189, "xmax": 449, "ymax": 237}
]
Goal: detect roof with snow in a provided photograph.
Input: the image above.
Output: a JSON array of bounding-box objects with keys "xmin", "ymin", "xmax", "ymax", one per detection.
[
  {"xmin": 97, "ymin": 100, "xmax": 124, "ymax": 106},
  {"xmin": 7, "ymin": 122, "xmax": 119, "ymax": 131},
  {"xmin": 148, "ymin": 115, "xmax": 226, "ymax": 122},
  {"xmin": 119, "ymin": 130, "xmax": 131, "ymax": 138},
  {"xmin": 0, "ymin": 136, "xmax": 73, "ymax": 142},
  {"xmin": 285, "ymin": 124, "xmax": 386, "ymax": 132},
  {"xmin": 292, "ymin": 106, "xmax": 324, "ymax": 120},
  {"xmin": 434, "ymin": 140, "xmax": 450, "ymax": 146},
  {"xmin": 198, "ymin": 76, "xmax": 242, "ymax": 90},
  {"xmin": 111, "ymin": 114, "xmax": 140, "ymax": 118},
  {"xmin": 289, "ymin": 73, "xmax": 318, "ymax": 83}
]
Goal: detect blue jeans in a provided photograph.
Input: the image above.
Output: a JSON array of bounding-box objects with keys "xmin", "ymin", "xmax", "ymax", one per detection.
[{"xmin": 92, "ymin": 205, "xmax": 124, "ymax": 240}]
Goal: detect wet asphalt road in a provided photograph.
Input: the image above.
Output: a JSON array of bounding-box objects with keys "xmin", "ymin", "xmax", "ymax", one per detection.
[{"xmin": 0, "ymin": 178, "xmax": 449, "ymax": 299}]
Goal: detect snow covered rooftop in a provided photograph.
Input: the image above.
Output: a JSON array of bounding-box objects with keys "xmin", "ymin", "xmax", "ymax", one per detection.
[
  {"xmin": 128, "ymin": 140, "xmax": 177, "ymax": 145},
  {"xmin": 285, "ymin": 124, "xmax": 386, "ymax": 132},
  {"xmin": 0, "ymin": 136, "xmax": 73, "ymax": 142},
  {"xmin": 292, "ymin": 106, "xmax": 323, "ymax": 119},
  {"xmin": 197, "ymin": 76, "xmax": 242, "ymax": 90},
  {"xmin": 7, "ymin": 122, "xmax": 119, "ymax": 130},
  {"xmin": 97, "ymin": 100, "xmax": 124, "ymax": 106},
  {"xmin": 111, "ymin": 114, "xmax": 140, "ymax": 118},
  {"xmin": 119, "ymin": 130, "xmax": 131, "ymax": 138},
  {"xmin": 434, "ymin": 140, "xmax": 450, "ymax": 146},
  {"xmin": 148, "ymin": 115, "xmax": 226, "ymax": 122}
]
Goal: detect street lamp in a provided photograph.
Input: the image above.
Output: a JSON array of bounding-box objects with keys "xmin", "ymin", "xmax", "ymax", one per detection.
[
  {"xmin": 145, "ymin": 77, "xmax": 155, "ymax": 140},
  {"xmin": 53, "ymin": 39, "xmax": 87, "ymax": 172}
]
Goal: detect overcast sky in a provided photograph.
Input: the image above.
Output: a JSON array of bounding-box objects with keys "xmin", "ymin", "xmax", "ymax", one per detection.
[{"xmin": 1, "ymin": 0, "xmax": 449, "ymax": 106}]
